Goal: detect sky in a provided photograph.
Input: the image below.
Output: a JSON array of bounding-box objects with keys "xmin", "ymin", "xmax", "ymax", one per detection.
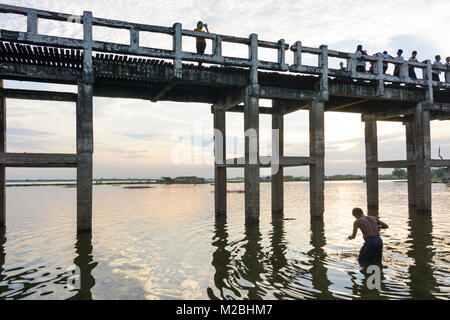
[{"xmin": 1, "ymin": 0, "xmax": 450, "ymax": 179}]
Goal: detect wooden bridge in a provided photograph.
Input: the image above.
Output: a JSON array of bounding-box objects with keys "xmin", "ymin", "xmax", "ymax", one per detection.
[{"xmin": 0, "ymin": 4, "xmax": 449, "ymax": 233}]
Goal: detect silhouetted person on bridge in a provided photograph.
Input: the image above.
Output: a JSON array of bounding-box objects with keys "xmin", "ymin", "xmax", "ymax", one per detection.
[
  {"xmin": 348, "ymin": 208, "xmax": 389, "ymax": 265},
  {"xmin": 393, "ymin": 49, "xmax": 404, "ymax": 77},
  {"xmin": 433, "ymin": 55, "xmax": 444, "ymax": 81},
  {"xmin": 194, "ymin": 21, "xmax": 210, "ymax": 67},
  {"xmin": 408, "ymin": 51, "xmax": 418, "ymax": 79},
  {"xmin": 382, "ymin": 51, "xmax": 393, "ymax": 74},
  {"xmin": 355, "ymin": 45, "xmax": 367, "ymax": 73}
]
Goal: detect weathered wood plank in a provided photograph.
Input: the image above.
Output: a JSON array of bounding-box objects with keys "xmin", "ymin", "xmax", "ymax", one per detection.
[
  {"xmin": 3, "ymin": 89, "xmax": 77, "ymax": 102},
  {"xmin": 0, "ymin": 152, "xmax": 78, "ymax": 167}
]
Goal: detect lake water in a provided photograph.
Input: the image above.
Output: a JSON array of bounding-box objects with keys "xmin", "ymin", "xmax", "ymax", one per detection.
[{"xmin": 0, "ymin": 181, "xmax": 449, "ymax": 300}]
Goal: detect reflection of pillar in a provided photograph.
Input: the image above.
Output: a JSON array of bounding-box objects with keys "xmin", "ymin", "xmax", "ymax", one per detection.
[
  {"xmin": 268, "ymin": 216, "xmax": 288, "ymax": 289},
  {"xmin": 214, "ymin": 110, "xmax": 227, "ymax": 216},
  {"xmin": 69, "ymin": 233, "xmax": 96, "ymax": 300},
  {"xmin": 308, "ymin": 219, "xmax": 332, "ymax": 299},
  {"xmin": 407, "ymin": 208, "xmax": 436, "ymax": 299},
  {"xmin": 272, "ymin": 100, "xmax": 284, "ymax": 214},
  {"xmin": 309, "ymin": 100, "xmax": 325, "ymax": 218},
  {"xmin": 0, "ymin": 80, "xmax": 5, "ymax": 227},
  {"xmin": 242, "ymin": 223, "xmax": 264, "ymax": 299},
  {"xmin": 208, "ymin": 215, "xmax": 236, "ymax": 300},
  {"xmin": 365, "ymin": 119, "xmax": 379, "ymax": 209},
  {"xmin": 244, "ymin": 89, "xmax": 260, "ymax": 224},
  {"xmin": 414, "ymin": 103, "xmax": 432, "ymax": 214},
  {"xmin": 405, "ymin": 120, "xmax": 417, "ymax": 208}
]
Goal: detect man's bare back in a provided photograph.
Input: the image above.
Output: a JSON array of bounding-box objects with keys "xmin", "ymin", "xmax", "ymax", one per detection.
[
  {"xmin": 348, "ymin": 213, "xmax": 389, "ymax": 241},
  {"xmin": 355, "ymin": 216, "xmax": 382, "ymax": 240}
]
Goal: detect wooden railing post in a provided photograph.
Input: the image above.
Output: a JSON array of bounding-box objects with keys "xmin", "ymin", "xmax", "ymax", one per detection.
[
  {"xmin": 424, "ymin": 60, "xmax": 433, "ymax": 102},
  {"xmin": 130, "ymin": 27, "xmax": 139, "ymax": 53},
  {"xmin": 249, "ymin": 33, "xmax": 258, "ymax": 85},
  {"xmin": 291, "ymin": 41, "xmax": 302, "ymax": 71},
  {"xmin": 26, "ymin": 9, "xmax": 38, "ymax": 36},
  {"xmin": 173, "ymin": 23, "xmax": 182, "ymax": 79},
  {"xmin": 376, "ymin": 53, "xmax": 385, "ymax": 96},
  {"xmin": 213, "ymin": 35, "xmax": 222, "ymax": 59},
  {"xmin": 348, "ymin": 54, "xmax": 357, "ymax": 77},
  {"xmin": 400, "ymin": 60, "xmax": 410, "ymax": 82},
  {"xmin": 277, "ymin": 39, "xmax": 288, "ymax": 71}
]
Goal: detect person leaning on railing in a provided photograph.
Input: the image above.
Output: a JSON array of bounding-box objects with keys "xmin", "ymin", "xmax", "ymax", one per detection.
[
  {"xmin": 382, "ymin": 51, "xmax": 393, "ymax": 74},
  {"xmin": 355, "ymin": 45, "xmax": 367, "ymax": 72},
  {"xmin": 433, "ymin": 55, "xmax": 444, "ymax": 81},
  {"xmin": 194, "ymin": 21, "xmax": 210, "ymax": 67},
  {"xmin": 393, "ymin": 49, "xmax": 404, "ymax": 77},
  {"xmin": 408, "ymin": 51, "xmax": 418, "ymax": 79}
]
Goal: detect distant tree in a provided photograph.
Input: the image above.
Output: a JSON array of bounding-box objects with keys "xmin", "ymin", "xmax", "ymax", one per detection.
[
  {"xmin": 392, "ymin": 169, "xmax": 407, "ymax": 179},
  {"xmin": 432, "ymin": 168, "xmax": 446, "ymax": 179}
]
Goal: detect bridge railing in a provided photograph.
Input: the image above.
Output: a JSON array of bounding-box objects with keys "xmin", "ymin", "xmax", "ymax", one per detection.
[{"xmin": 0, "ymin": 3, "xmax": 449, "ymax": 88}]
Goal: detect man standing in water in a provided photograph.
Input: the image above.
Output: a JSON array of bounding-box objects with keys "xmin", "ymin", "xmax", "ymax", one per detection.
[{"xmin": 348, "ymin": 208, "xmax": 389, "ymax": 265}]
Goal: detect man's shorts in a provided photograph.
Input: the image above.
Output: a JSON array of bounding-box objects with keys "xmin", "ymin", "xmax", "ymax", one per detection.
[{"xmin": 358, "ymin": 235, "xmax": 383, "ymax": 265}]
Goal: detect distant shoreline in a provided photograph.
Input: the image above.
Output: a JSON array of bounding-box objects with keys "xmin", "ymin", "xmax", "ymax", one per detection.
[{"xmin": 5, "ymin": 178, "xmax": 446, "ymax": 187}]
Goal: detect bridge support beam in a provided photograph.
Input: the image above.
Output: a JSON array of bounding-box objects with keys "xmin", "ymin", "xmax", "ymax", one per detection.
[
  {"xmin": 244, "ymin": 90, "xmax": 260, "ymax": 224},
  {"xmin": 365, "ymin": 118, "xmax": 379, "ymax": 209},
  {"xmin": 77, "ymin": 11, "xmax": 94, "ymax": 234},
  {"xmin": 414, "ymin": 103, "xmax": 432, "ymax": 214},
  {"xmin": 77, "ymin": 79, "xmax": 93, "ymax": 234},
  {"xmin": 0, "ymin": 80, "xmax": 5, "ymax": 228},
  {"xmin": 405, "ymin": 120, "xmax": 417, "ymax": 208},
  {"xmin": 272, "ymin": 100, "xmax": 284, "ymax": 215},
  {"xmin": 214, "ymin": 109, "xmax": 227, "ymax": 216},
  {"xmin": 309, "ymin": 100, "xmax": 325, "ymax": 219}
]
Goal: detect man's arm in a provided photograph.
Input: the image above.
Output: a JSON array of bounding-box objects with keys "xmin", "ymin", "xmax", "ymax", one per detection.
[
  {"xmin": 377, "ymin": 219, "xmax": 389, "ymax": 230},
  {"xmin": 348, "ymin": 221, "xmax": 358, "ymax": 240},
  {"xmin": 205, "ymin": 25, "xmax": 210, "ymax": 33}
]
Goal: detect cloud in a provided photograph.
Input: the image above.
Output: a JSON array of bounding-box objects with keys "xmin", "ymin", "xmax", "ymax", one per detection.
[{"xmin": 8, "ymin": 127, "xmax": 52, "ymax": 137}]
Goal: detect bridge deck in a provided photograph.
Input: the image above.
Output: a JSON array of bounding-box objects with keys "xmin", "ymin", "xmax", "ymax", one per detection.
[{"xmin": 1, "ymin": 41, "xmax": 450, "ymax": 121}]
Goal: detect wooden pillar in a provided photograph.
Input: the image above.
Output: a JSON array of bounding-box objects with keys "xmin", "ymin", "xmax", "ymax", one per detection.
[
  {"xmin": 214, "ymin": 110, "xmax": 227, "ymax": 215},
  {"xmin": 0, "ymin": 80, "xmax": 5, "ymax": 227},
  {"xmin": 309, "ymin": 100, "xmax": 325, "ymax": 218},
  {"xmin": 77, "ymin": 81, "xmax": 93, "ymax": 233},
  {"xmin": 272, "ymin": 101, "xmax": 284, "ymax": 214},
  {"xmin": 414, "ymin": 103, "xmax": 432, "ymax": 214},
  {"xmin": 405, "ymin": 120, "xmax": 417, "ymax": 207},
  {"xmin": 364, "ymin": 118, "xmax": 379, "ymax": 209},
  {"xmin": 77, "ymin": 11, "xmax": 94, "ymax": 234},
  {"xmin": 244, "ymin": 33, "xmax": 260, "ymax": 224},
  {"xmin": 244, "ymin": 90, "xmax": 260, "ymax": 224}
]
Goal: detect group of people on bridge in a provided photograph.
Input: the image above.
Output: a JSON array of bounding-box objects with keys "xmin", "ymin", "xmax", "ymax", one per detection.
[
  {"xmin": 192, "ymin": 22, "xmax": 449, "ymax": 82},
  {"xmin": 343, "ymin": 45, "xmax": 450, "ymax": 81}
]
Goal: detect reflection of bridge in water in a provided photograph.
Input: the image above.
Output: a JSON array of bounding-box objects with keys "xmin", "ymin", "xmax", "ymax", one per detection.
[{"xmin": 0, "ymin": 4, "xmax": 450, "ymax": 235}]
